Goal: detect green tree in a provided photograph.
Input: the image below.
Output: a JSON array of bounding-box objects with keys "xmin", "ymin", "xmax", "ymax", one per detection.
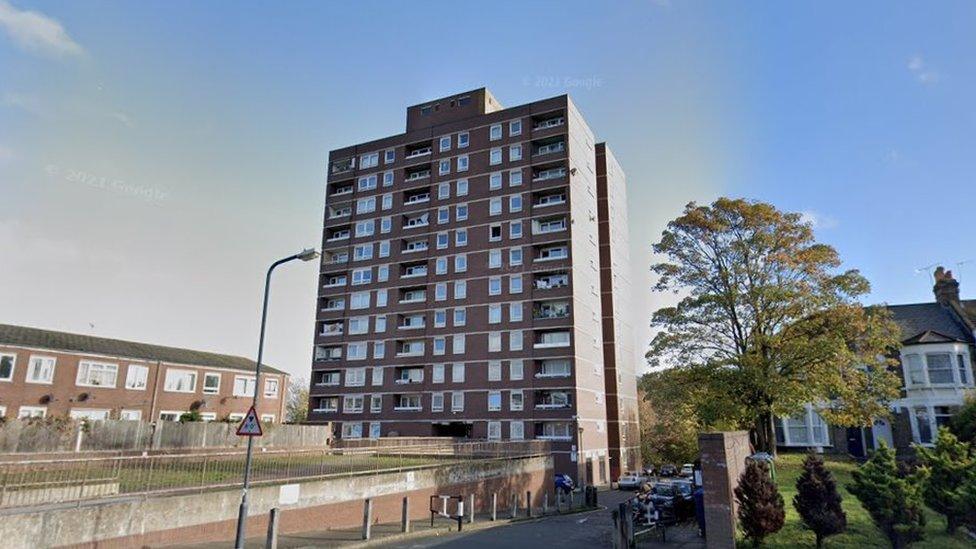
[
  {"xmin": 794, "ymin": 453, "xmax": 847, "ymax": 548},
  {"xmin": 285, "ymin": 377, "xmax": 309, "ymax": 424},
  {"xmin": 915, "ymin": 427, "xmax": 976, "ymax": 533},
  {"xmin": 647, "ymin": 198, "xmax": 902, "ymax": 452},
  {"xmin": 949, "ymin": 394, "xmax": 976, "ymax": 444},
  {"xmin": 637, "ymin": 375, "xmax": 700, "ymax": 466},
  {"xmin": 848, "ymin": 443, "xmax": 927, "ymax": 548},
  {"xmin": 179, "ymin": 410, "xmax": 202, "ymax": 423},
  {"xmin": 735, "ymin": 460, "xmax": 786, "ymax": 547}
]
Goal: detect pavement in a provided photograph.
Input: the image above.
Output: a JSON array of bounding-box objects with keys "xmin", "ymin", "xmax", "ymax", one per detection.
[{"xmin": 170, "ymin": 489, "xmax": 705, "ymax": 548}]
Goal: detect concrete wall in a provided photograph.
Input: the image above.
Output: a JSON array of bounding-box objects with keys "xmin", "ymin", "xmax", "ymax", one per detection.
[
  {"xmin": 0, "ymin": 420, "xmax": 332, "ymax": 453},
  {"xmin": 1, "ymin": 454, "xmax": 552, "ymax": 548},
  {"xmin": 699, "ymin": 431, "xmax": 752, "ymax": 549}
]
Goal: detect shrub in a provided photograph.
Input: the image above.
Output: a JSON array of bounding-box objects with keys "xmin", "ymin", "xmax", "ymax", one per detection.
[
  {"xmin": 179, "ymin": 410, "xmax": 202, "ymax": 423},
  {"xmin": 735, "ymin": 459, "xmax": 786, "ymax": 547},
  {"xmin": 794, "ymin": 452, "xmax": 847, "ymax": 548},
  {"xmin": 848, "ymin": 443, "xmax": 927, "ymax": 548},
  {"xmin": 915, "ymin": 427, "xmax": 976, "ymax": 533},
  {"xmin": 950, "ymin": 395, "xmax": 976, "ymax": 445}
]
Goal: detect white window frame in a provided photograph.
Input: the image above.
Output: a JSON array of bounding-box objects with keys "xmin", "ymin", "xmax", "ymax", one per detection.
[
  {"xmin": 26, "ymin": 355, "xmax": 56, "ymax": 384},
  {"xmin": 76, "ymin": 360, "xmax": 119, "ymax": 388},
  {"xmin": 264, "ymin": 378, "xmax": 280, "ymax": 399},
  {"xmin": 203, "ymin": 372, "xmax": 221, "ymax": 395},
  {"xmin": 233, "ymin": 375, "xmax": 257, "ymax": 397}
]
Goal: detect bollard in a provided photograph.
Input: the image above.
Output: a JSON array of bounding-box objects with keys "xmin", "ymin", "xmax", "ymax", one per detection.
[
  {"xmin": 511, "ymin": 493, "xmax": 518, "ymax": 519},
  {"xmin": 491, "ymin": 492, "xmax": 497, "ymax": 521},
  {"xmin": 467, "ymin": 494, "xmax": 475, "ymax": 524},
  {"xmin": 265, "ymin": 507, "xmax": 280, "ymax": 549},
  {"xmin": 362, "ymin": 498, "xmax": 373, "ymax": 540},
  {"xmin": 543, "ymin": 493, "xmax": 549, "ymax": 515},
  {"xmin": 401, "ymin": 497, "xmax": 410, "ymax": 533},
  {"xmin": 617, "ymin": 502, "xmax": 629, "ymax": 548},
  {"xmin": 526, "ymin": 491, "xmax": 532, "ymax": 518}
]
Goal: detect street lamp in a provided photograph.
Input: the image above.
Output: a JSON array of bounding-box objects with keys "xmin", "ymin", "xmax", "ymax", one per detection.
[{"xmin": 234, "ymin": 248, "xmax": 319, "ymax": 549}]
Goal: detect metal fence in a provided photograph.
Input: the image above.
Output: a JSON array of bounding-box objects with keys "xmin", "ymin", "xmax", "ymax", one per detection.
[{"xmin": 0, "ymin": 440, "xmax": 550, "ymax": 509}]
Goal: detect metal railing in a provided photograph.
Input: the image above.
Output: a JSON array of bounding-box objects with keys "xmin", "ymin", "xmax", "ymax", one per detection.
[{"xmin": 0, "ymin": 440, "xmax": 549, "ymax": 509}]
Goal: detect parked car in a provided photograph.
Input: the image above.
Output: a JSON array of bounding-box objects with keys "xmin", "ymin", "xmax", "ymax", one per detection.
[
  {"xmin": 555, "ymin": 473, "xmax": 575, "ymax": 494},
  {"xmin": 659, "ymin": 463, "xmax": 678, "ymax": 477},
  {"xmin": 649, "ymin": 481, "xmax": 695, "ymax": 520},
  {"xmin": 642, "ymin": 465, "xmax": 656, "ymax": 477},
  {"xmin": 680, "ymin": 463, "xmax": 695, "ymax": 477},
  {"xmin": 617, "ymin": 472, "xmax": 648, "ymax": 490}
]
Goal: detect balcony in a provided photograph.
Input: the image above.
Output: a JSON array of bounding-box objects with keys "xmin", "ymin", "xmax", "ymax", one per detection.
[
  {"xmin": 532, "ymin": 167, "xmax": 567, "ymax": 182},
  {"xmin": 315, "ymin": 371, "xmax": 341, "ymax": 386},
  {"xmin": 313, "ymin": 398, "xmax": 339, "ymax": 413},
  {"xmin": 533, "ymin": 217, "xmax": 567, "ymax": 235},
  {"xmin": 534, "ymin": 273, "xmax": 569, "ymax": 290},
  {"xmin": 534, "ymin": 302, "xmax": 570, "ymax": 320},
  {"xmin": 394, "ymin": 367, "xmax": 424, "ymax": 385},
  {"xmin": 535, "ymin": 391, "xmax": 572, "ymax": 410},
  {"xmin": 405, "ymin": 169, "xmax": 431, "ymax": 182},
  {"xmin": 535, "ymin": 331, "xmax": 571, "ymax": 349},
  {"xmin": 393, "ymin": 396, "xmax": 423, "ymax": 411},
  {"xmin": 323, "ymin": 276, "xmax": 347, "ymax": 288},
  {"xmin": 399, "ymin": 290, "xmax": 426, "ymax": 304},
  {"xmin": 404, "ymin": 192, "xmax": 430, "ymax": 205},
  {"xmin": 535, "ymin": 245, "xmax": 569, "ymax": 262},
  {"xmin": 321, "ymin": 299, "xmax": 345, "ymax": 312},
  {"xmin": 326, "ymin": 229, "xmax": 351, "ymax": 243},
  {"xmin": 399, "ymin": 316, "xmax": 426, "ymax": 330},
  {"xmin": 405, "ymin": 146, "xmax": 432, "ymax": 160},
  {"xmin": 323, "ymin": 252, "xmax": 349, "ymax": 265},
  {"xmin": 402, "ymin": 265, "xmax": 428, "ymax": 278},
  {"xmin": 319, "ymin": 323, "xmax": 344, "ymax": 336},
  {"xmin": 330, "ymin": 158, "xmax": 355, "ymax": 175},
  {"xmin": 314, "ymin": 346, "xmax": 342, "ymax": 362},
  {"xmin": 403, "ymin": 241, "xmax": 429, "ymax": 253},
  {"xmin": 533, "ymin": 116, "xmax": 565, "ymax": 131},
  {"xmin": 533, "ymin": 192, "xmax": 566, "ymax": 208},
  {"xmin": 396, "ymin": 343, "xmax": 425, "ymax": 357},
  {"xmin": 330, "ymin": 184, "xmax": 353, "ymax": 197},
  {"xmin": 533, "ymin": 142, "xmax": 565, "ymax": 157},
  {"xmin": 404, "ymin": 213, "xmax": 430, "ymax": 229}
]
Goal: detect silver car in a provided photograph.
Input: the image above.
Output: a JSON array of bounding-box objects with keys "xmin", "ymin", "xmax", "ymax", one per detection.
[{"xmin": 617, "ymin": 473, "xmax": 647, "ymax": 490}]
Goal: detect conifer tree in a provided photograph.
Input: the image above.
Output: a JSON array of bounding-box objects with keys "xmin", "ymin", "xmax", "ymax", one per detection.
[
  {"xmin": 794, "ymin": 453, "xmax": 846, "ymax": 548},
  {"xmin": 735, "ymin": 460, "xmax": 786, "ymax": 547},
  {"xmin": 915, "ymin": 427, "xmax": 976, "ymax": 533},
  {"xmin": 848, "ymin": 444, "xmax": 927, "ymax": 548}
]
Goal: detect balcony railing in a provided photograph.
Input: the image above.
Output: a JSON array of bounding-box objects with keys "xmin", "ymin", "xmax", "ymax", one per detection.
[
  {"xmin": 405, "ymin": 170, "xmax": 431, "ymax": 182},
  {"xmin": 533, "ymin": 117, "xmax": 565, "ymax": 130},
  {"xmin": 405, "ymin": 147, "xmax": 432, "ymax": 159},
  {"xmin": 533, "ymin": 168, "xmax": 567, "ymax": 182},
  {"xmin": 534, "ymin": 143, "xmax": 565, "ymax": 156},
  {"xmin": 331, "ymin": 186, "xmax": 353, "ymax": 196},
  {"xmin": 326, "ymin": 232, "xmax": 350, "ymax": 242},
  {"xmin": 404, "ymin": 193, "xmax": 430, "ymax": 205}
]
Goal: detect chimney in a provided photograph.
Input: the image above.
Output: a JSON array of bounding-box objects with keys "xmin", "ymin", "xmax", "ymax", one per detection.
[{"xmin": 933, "ymin": 266, "xmax": 961, "ymax": 305}]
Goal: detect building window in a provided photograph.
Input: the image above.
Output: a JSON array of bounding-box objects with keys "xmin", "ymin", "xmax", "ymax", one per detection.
[
  {"xmin": 489, "ymin": 304, "xmax": 502, "ymax": 324},
  {"xmin": 509, "ymin": 248, "xmax": 523, "ymax": 266},
  {"xmin": 454, "ymin": 308, "xmax": 466, "ymax": 326},
  {"xmin": 510, "ymin": 144, "xmax": 522, "ymax": 161},
  {"xmin": 455, "ymin": 254, "xmax": 467, "ymax": 273},
  {"xmin": 510, "ymin": 302, "xmax": 523, "ymax": 322},
  {"xmin": 203, "ymin": 372, "xmax": 221, "ymax": 394},
  {"xmin": 125, "ymin": 364, "xmax": 149, "ymax": 390},
  {"xmin": 510, "ymin": 360, "xmax": 524, "ymax": 380},
  {"xmin": 360, "ymin": 152, "xmax": 379, "ymax": 168},
  {"xmin": 509, "ymin": 120, "xmax": 522, "ymax": 136},
  {"xmin": 19, "ymin": 406, "xmax": 47, "ymax": 418},
  {"xmin": 346, "ymin": 367, "xmax": 366, "ymax": 387},
  {"xmin": 777, "ymin": 406, "xmax": 830, "ymax": 446},
  {"xmin": 452, "ymin": 363, "xmax": 465, "ymax": 383},
  {"xmin": 0, "ymin": 353, "xmax": 15, "ymax": 381},
  {"xmin": 488, "ymin": 361, "xmax": 502, "ymax": 381},
  {"xmin": 163, "ymin": 369, "xmax": 197, "ymax": 393},
  {"xmin": 488, "ymin": 421, "xmax": 501, "ymax": 440},
  {"xmin": 433, "ymin": 364, "xmax": 445, "ymax": 384},
  {"xmin": 120, "ymin": 409, "xmax": 142, "ymax": 421},
  {"xmin": 510, "ymin": 390, "xmax": 524, "ymax": 411},
  {"xmin": 454, "ymin": 280, "xmax": 467, "ymax": 299},
  {"xmin": 926, "ymin": 353, "xmax": 954, "ymax": 384},
  {"xmin": 457, "ymin": 179, "xmax": 469, "ymax": 195},
  {"xmin": 489, "ymin": 148, "xmax": 502, "ymax": 165},
  {"xmin": 489, "ymin": 124, "xmax": 502, "ymax": 141},
  {"xmin": 343, "ymin": 395, "xmax": 365, "ymax": 413},
  {"xmin": 510, "ymin": 221, "xmax": 523, "ymax": 239},
  {"xmin": 438, "ymin": 182, "xmax": 450, "ymax": 199},
  {"xmin": 233, "ymin": 375, "xmax": 256, "ymax": 396},
  {"xmin": 432, "ymin": 392, "xmax": 445, "ymax": 411},
  {"xmin": 457, "ymin": 155, "xmax": 469, "ymax": 171},
  {"xmin": 490, "ymin": 172, "xmax": 502, "ymax": 190},
  {"xmin": 439, "ymin": 135, "xmax": 451, "ymax": 152},
  {"xmin": 26, "ymin": 356, "xmax": 56, "ymax": 384},
  {"xmin": 453, "ymin": 334, "xmax": 466, "ymax": 354},
  {"xmin": 371, "ymin": 395, "xmax": 382, "ymax": 413},
  {"xmin": 451, "ymin": 392, "xmax": 464, "ymax": 411},
  {"xmin": 510, "ymin": 194, "xmax": 523, "ymax": 212},
  {"xmin": 76, "ymin": 361, "xmax": 119, "ymax": 388},
  {"xmin": 488, "ymin": 391, "xmax": 502, "ymax": 411},
  {"xmin": 458, "ymin": 132, "xmax": 469, "ymax": 148},
  {"xmin": 509, "ymin": 170, "xmax": 522, "ymax": 186},
  {"xmin": 385, "ymin": 149, "xmax": 395, "ymax": 164},
  {"xmin": 439, "ymin": 159, "xmax": 451, "ymax": 175},
  {"xmin": 383, "ymin": 171, "xmax": 394, "ymax": 187},
  {"xmin": 456, "ymin": 204, "xmax": 468, "ymax": 220},
  {"xmin": 914, "ymin": 406, "xmax": 933, "ymax": 444},
  {"xmin": 264, "ymin": 378, "xmax": 280, "ymax": 398},
  {"xmin": 489, "ymin": 277, "xmax": 502, "ymax": 296},
  {"xmin": 369, "ymin": 422, "xmax": 381, "ymax": 438},
  {"xmin": 510, "ymin": 421, "xmax": 524, "ymax": 440},
  {"xmin": 342, "ymin": 422, "xmax": 363, "ymax": 438},
  {"xmin": 489, "ymin": 332, "xmax": 502, "ymax": 352}
]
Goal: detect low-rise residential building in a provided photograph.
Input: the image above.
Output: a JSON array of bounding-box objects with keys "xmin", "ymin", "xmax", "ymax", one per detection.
[
  {"xmin": 0, "ymin": 324, "xmax": 288, "ymax": 423},
  {"xmin": 776, "ymin": 267, "xmax": 975, "ymax": 456}
]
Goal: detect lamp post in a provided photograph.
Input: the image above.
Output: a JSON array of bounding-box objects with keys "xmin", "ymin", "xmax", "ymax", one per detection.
[{"xmin": 234, "ymin": 248, "xmax": 319, "ymax": 549}]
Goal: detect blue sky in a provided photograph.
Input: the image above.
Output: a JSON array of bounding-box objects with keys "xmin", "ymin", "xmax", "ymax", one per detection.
[{"xmin": 1, "ymin": 1, "xmax": 974, "ymax": 379}]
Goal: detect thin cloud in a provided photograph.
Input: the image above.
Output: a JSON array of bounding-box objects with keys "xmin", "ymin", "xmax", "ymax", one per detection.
[
  {"xmin": 0, "ymin": 144, "xmax": 12, "ymax": 162},
  {"xmin": 110, "ymin": 111, "xmax": 135, "ymax": 128},
  {"xmin": 0, "ymin": 0, "xmax": 84, "ymax": 58},
  {"xmin": 800, "ymin": 210, "xmax": 838, "ymax": 230},
  {"xmin": 907, "ymin": 54, "xmax": 939, "ymax": 85}
]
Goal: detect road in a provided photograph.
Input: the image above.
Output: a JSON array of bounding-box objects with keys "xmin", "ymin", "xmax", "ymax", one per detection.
[{"xmin": 376, "ymin": 490, "xmax": 635, "ymax": 549}]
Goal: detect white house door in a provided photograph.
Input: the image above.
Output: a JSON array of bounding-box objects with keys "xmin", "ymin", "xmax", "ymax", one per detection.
[{"xmin": 872, "ymin": 419, "xmax": 894, "ymax": 450}]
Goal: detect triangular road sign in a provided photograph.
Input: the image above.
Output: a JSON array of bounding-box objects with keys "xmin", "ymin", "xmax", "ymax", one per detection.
[{"xmin": 236, "ymin": 406, "xmax": 263, "ymax": 436}]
